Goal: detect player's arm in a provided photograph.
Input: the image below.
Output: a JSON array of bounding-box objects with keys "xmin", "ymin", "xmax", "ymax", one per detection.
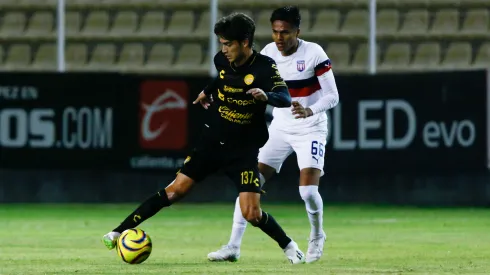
[
  {"xmin": 194, "ymin": 53, "xmax": 223, "ymax": 109},
  {"xmin": 304, "ymin": 46, "xmax": 339, "ymax": 116},
  {"xmin": 253, "ymin": 58, "xmax": 291, "ymax": 107},
  {"xmin": 202, "ymin": 77, "xmax": 218, "ymax": 96}
]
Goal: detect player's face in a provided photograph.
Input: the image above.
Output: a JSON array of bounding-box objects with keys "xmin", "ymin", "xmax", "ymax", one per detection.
[
  {"xmin": 219, "ymin": 37, "xmax": 246, "ymax": 64},
  {"xmin": 271, "ymin": 20, "xmax": 299, "ymax": 55}
]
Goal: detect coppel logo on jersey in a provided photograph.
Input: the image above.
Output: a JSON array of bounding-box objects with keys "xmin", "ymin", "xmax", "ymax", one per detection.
[{"xmin": 139, "ymin": 80, "xmax": 188, "ymax": 150}]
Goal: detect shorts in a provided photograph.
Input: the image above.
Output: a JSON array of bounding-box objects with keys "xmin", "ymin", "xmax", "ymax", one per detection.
[
  {"xmin": 179, "ymin": 141, "xmax": 263, "ymax": 194},
  {"xmin": 258, "ymin": 127, "xmax": 327, "ymax": 176}
]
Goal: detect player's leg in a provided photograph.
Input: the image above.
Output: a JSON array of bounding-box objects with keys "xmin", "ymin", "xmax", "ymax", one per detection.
[
  {"xmin": 103, "ymin": 144, "xmax": 218, "ymax": 250},
  {"xmin": 291, "ymin": 132, "xmax": 327, "ymax": 263},
  {"xmin": 208, "ymin": 129, "xmax": 293, "ymax": 261},
  {"xmin": 228, "ymin": 156, "xmax": 304, "ymax": 264},
  {"xmin": 102, "ymin": 173, "xmax": 195, "ymax": 249},
  {"xmin": 239, "ymin": 191, "xmax": 305, "ymax": 264}
]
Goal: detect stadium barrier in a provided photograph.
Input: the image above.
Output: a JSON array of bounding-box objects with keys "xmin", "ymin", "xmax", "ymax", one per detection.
[{"xmin": 1, "ymin": 70, "xmax": 489, "ymax": 205}]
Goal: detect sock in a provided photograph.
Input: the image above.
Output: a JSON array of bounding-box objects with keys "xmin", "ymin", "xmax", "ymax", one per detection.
[
  {"xmin": 256, "ymin": 210, "xmax": 291, "ymax": 249},
  {"xmin": 228, "ymin": 196, "xmax": 247, "ymax": 248},
  {"xmin": 113, "ymin": 190, "xmax": 171, "ymax": 233},
  {"xmin": 299, "ymin": 185, "xmax": 324, "ymax": 238}
]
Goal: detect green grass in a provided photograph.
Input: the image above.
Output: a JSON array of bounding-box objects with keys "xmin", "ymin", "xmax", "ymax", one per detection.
[{"xmin": 1, "ymin": 204, "xmax": 490, "ymax": 275}]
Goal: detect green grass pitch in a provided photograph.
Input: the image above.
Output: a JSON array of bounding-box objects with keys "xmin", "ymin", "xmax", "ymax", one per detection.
[{"xmin": 1, "ymin": 203, "xmax": 490, "ymax": 275}]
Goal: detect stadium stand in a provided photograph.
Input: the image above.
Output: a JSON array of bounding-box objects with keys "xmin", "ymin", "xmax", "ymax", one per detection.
[{"xmin": 0, "ymin": 0, "xmax": 488, "ymax": 74}]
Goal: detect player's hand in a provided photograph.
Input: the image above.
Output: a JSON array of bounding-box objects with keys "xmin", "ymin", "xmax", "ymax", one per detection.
[
  {"xmin": 291, "ymin": 101, "xmax": 313, "ymax": 119},
  {"xmin": 246, "ymin": 88, "xmax": 268, "ymax": 102},
  {"xmin": 193, "ymin": 91, "xmax": 213, "ymax": 109}
]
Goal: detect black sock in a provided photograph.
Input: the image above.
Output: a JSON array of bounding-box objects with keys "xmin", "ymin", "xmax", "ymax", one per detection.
[
  {"xmin": 255, "ymin": 211, "xmax": 292, "ymax": 249},
  {"xmin": 113, "ymin": 190, "xmax": 171, "ymax": 233}
]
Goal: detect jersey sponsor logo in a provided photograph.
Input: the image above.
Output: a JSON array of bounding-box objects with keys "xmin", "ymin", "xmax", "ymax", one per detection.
[
  {"xmin": 139, "ymin": 80, "xmax": 188, "ymax": 150},
  {"xmin": 218, "ymin": 89, "xmax": 256, "ymax": 106},
  {"xmin": 297, "ymin": 60, "xmax": 306, "ymax": 72},
  {"xmin": 244, "ymin": 74, "xmax": 255, "ymax": 85},
  {"xmin": 218, "ymin": 106, "xmax": 253, "ymax": 124},
  {"xmin": 223, "ymin": 85, "xmax": 243, "ymax": 93}
]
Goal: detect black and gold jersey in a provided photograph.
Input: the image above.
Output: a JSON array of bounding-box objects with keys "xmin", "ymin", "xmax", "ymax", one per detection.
[{"xmin": 203, "ymin": 50, "xmax": 291, "ymax": 148}]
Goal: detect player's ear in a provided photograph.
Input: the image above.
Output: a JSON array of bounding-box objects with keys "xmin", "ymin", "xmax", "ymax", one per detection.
[
  {"xmin": 296, "ymin": 28, "xmax": 300, "ymax": 37},
  {"xmin": 242, "ymin": 39, "xmax": 250, "ymax": 48}
]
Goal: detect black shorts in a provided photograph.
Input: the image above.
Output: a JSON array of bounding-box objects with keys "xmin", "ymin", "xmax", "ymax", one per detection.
[{"xmin": 179, "ymin": 141, "xmax": 263, "ymax": 194}]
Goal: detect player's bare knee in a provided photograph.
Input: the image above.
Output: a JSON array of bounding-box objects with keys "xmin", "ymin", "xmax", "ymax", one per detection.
[
  {"xmin": 165, "ymin": 175, "xmax": 194, "ymax": 202},
  {"xmin": 258, "ymin": 162, "xmax": 276, "ymax": 180},
  {"xmin": 241, "ymin": 206, "xmax": 262, "ymax": 226},
  {"xmin": 299, "ymin": 168, "xmax": 321, "ymax": 187}
]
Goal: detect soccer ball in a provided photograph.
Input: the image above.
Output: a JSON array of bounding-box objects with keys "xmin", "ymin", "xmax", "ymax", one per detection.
[{"xmin": 116, "ymin": 228, "xmax": 152, "ymax": 264}]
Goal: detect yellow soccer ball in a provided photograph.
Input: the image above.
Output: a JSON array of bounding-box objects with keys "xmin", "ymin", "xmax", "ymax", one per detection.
[{"xmin": 116, "ymin": 228, "xmax": 152, "ymax": 264}]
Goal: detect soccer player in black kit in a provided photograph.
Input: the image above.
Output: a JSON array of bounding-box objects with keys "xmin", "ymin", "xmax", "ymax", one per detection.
[{"xmin": 102, "ymin": 13, "xmax": 306, "ymax": 264}]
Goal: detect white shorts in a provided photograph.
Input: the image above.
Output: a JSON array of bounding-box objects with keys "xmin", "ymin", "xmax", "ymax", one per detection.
[{"xmin": 258, "ymin": 128, "xmax": 327, "ymax": 176}]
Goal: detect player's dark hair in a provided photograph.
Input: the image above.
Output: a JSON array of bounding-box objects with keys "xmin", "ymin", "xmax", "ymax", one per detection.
[
  {"xmin": 214, "ymin": 12, "xmax": 255, "ymax": 47},
  {"xmin": 270, "ymin": 6, "xmax": 301, "ymax": 28}
]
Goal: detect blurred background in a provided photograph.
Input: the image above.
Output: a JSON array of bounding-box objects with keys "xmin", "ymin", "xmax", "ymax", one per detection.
[{"xmin": 0, "ymin": 0, "xmax": 489, "ymax": 206}]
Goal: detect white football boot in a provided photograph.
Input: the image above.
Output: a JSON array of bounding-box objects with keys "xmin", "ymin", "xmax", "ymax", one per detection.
[
  {"xmin": 306, "ymin": 231, "xmax": 327, "ymax": 263},
  {"xmin": 283, "ymin": 241, "xmax": 306, "ymax": 264},
  {"xmin": 102, "ymin": 231, "xmax": 121, "ymax": 250},
  {"xmin": 207, "ymin": 245, "xmax": 240, "ymax": 262}
]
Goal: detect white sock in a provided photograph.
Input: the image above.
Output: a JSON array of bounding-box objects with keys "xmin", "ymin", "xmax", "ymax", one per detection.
[
  {"xmin": 299, "ymin": 185, "xmax": 324, "ymax": 238},
  {"xmin": 228, "ymin": 196, "xmax": 247, "ymax": 248}
]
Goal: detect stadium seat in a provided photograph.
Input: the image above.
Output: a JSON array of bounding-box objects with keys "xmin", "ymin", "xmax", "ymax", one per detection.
[
  {"xmin": 119, "ymin": 43, "xmax": 144, "ymax": 68},
  {"xmin": 400, "ymin": 10, "xmax": 429, "ymax": 34},
  {"xmin": 32, "ymin": 43, "xmax": 56, "ymax": 70},
  {"xmin": 299, "ymin": 9, "xmax": 311, "ymax": 33},
  {"xmin": 176, "ymin": 43, "xmax": 202, "ymax": 67},
  {"xmin": 4, "ymin": 44, "xmax": 31, "ymax": 69},
  {"xmin": 168, "ymin": 11, "xmax": 194, "ymax": 34},
  {"xmin": 89, "ymin": 43, "xmax": 116, "ymax": 69},
  {"xmin": 66, "ymin": 43, "xmax": 88, "ymax": 70},
  {"xmin": 140, "ymin": 11, "xmax": 165, "ymax": 34},
  {"xmin": 411, "ymin": 42, "xmax": 440, "ymax": 70},
  {"xmin": 431, "ymin": 9, "xmax": 459, "ymax": 34},
  {"xmin": 462, "ymin": 9, "xmax": 489, "ymax": 34},
  {"xmin": 1, "ymin": 12, "xmax": 26, "ymax": 35},
  {"xmin": 325, "ymin": 43, "xmax": 350, "ymax": 72},
  {"xmin": 442, "ymin": 42, "xmax": 471, "ymax": 68},
  {"xmin": 66, "ymin": 11, "xmax": 81, "ymax": 34},
  {"xmin": 351, "ymin": 44, "xmax": 378, "ymax": 72},
  {"xmin": 202, "ymin": 50, "xmax": 211, "ymax": 69},
  {"xmin": 474, "ymin": 43, "xmax": 490, "ymax": 68},
  {"xmin": 19, "ymin": 0, "xmax": 56, "ymax": 5},
  {"xmin": 27, "ymin": 11, "xmax": 54, "ymax": 35},
  {"xmin": 256, "ymin": 10, "xmax": 272, "ymax": 36},
  {"xmin": 380, "ymin": 43, "xmax": 411, "ymax": 71},
  {"xmin": 111, "ymin": 11, "xmax": 138, "ymax": 34},
  {"xmin": 376, "ymin": 9, "xmax": 399, "ymax": 35},
  {"xmin": 146, "ymin": 43, "xmax": 175, "ymax": 69},
  {"xmin": 341, "ymin": 10, "xmax": 368, "ymax": 35},
  {"xmin": 195, "ymin": 11, "xmax": 209, "ymax": 36},
  {"xmin": 311, "ymin": 10, "xmax": 340, "ymax": 35},
  {"xmin": 0, "ymin": 46, "xmax": 3, "ymax": 67},
  {"xmin": 83, "ymin": 11, "xmax": 109, "ymax": 34}
]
